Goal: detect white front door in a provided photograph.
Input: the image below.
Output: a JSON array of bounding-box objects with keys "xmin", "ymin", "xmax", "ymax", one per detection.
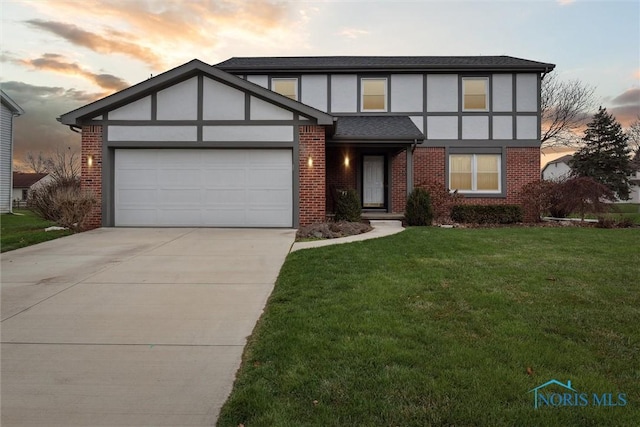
[{"xmin": 363, "ymin": 155, "xmax": 385, "ymax": 208}]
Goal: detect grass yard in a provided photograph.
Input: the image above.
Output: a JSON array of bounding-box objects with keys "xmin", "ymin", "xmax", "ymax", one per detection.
[
  {"xmin": 609, "ymin": 203, "xmax": 640, "ymax": 224},
  {"xmin": 218, "ymin": 227, "xmax": 640, "ymax": 426},
  {"xmin": 1, "ymin": 209, "xmax": 72, "ymax": 253}
]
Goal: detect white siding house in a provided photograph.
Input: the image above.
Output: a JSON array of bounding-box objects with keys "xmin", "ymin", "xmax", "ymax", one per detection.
[
  {"xmin": 541, "ymin": 154, "xmax": 573, "ymax": 181},
  {"xmin": 1, "ymin": 90, "xmax": 25, "ymax": 213}
]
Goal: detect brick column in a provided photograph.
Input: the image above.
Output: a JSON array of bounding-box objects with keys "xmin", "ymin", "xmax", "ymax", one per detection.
[
  {"xmin": 391, "ymin": 150, "xmax": 407, "ymax": 213},
  {"xmin": 81, "ymin": 125, "xmax": 102, "ymax": 229},
  {"xmin": 298, "ymin": 125, "xmax": 326, "ymax": 226}
]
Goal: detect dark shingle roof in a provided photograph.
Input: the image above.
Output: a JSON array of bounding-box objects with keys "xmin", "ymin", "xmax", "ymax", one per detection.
[
  {"xmin": 215, "ymin": 56, "xmax": 555, "ymax": 73},
  {"xmin": 332, "ymin": 116, "xmax": 424, "ymax": 141},
  {"xmin": 13, "ymin": 172, "xmax": 48, "ymax": 188}
]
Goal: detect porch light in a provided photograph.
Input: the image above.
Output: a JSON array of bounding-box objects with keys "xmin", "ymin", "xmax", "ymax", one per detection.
[
  {"xmin": 344, "ymin": 155, "xmax": 350, "ymax": 167},
  {"xmin": 87, "ymin": 154, "xmax": 93, "ymax": 167},
  {"xmin": 307, "ymin": 156, "xmax": 313, "ymax": 167}
]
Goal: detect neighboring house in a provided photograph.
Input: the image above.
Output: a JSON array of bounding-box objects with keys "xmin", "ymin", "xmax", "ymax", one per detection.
[
  {"xmin": 629, "ymin": 151, "xmax": 640, "ymax": 203},
  {"xmin": 541, "ymin": 154, "xmax": 573, "ymax": 181},
  {"xmin": 1, "ymin": 90, "xmax": 25, "ymax": 213},
  {"xmin": 12, "ymin": 172, "xmax": 52, "ymax": 201},
  {"xmin": 542, "ymin": 152, "xmax": 640, "ymax": 203},
  {"xmin": 59, "ymin": 56, "xmax": 555, "ymax": 228}
]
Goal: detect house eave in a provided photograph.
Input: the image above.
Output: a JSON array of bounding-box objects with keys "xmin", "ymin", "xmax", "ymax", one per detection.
[{"xmin": 58, "ymin": 59, "xmax": 334, "ymax": 127}]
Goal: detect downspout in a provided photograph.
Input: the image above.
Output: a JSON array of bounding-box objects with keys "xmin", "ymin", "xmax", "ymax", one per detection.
[
  {"xmin": 8, "ymin": 109, "xmax": 24, "ymax": 214},
  {"xmin": 541, "ymin": 66, "xmax": 553, "ymax": 81}
]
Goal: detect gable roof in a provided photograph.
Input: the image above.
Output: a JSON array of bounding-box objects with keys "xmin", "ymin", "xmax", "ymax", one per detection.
[
  {"xmin": 58, "ymin": 59, "xmax": 334, "ymax": 126},
  {"xmin": 215, "ymin": 56, "xmax": 556, "ymax": 73},
  {"xmin": 12, "ymin": 172, "xmax": 49, "ymax": 188},
  {"xmin": 332, "ymin": 116, "xmax": 424, "ymax": 141},
  {"xmin": 1, "ymin": 89, "xmax": 25, "ymax": 115},
  {"xmin": 547, "ymin": 154, "xmax": 573, "ymax": 165}
]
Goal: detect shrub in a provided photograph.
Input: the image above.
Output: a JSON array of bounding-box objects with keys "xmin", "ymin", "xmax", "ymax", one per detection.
[
  {"xmin": 28, "ymin": 178, "xmax": 96, "ymax": 231},
  {"xmin": 405, "ymin": 188, "xmax": 433, "ymax": 226},
  {"xmin": 595, "ymin": 216, "xmax": 634, "ymax": 229},
  {"xmin": 418, "ymin": 181, "xmax": 463, "ymax": 224},
  {"xmin": 556, "ymin": 176, "xmax": 614, "ymax": 221},
  {"xmin": 334, "ymin": 188, "xmax": 361, "ymax": 222},
  {"xmin": 518, "ymin": 180, "xmax": 557, "ymax": 222},
  {"xmin": 451, "ymin": 205, "xmax": 523, "ymax": 224}
]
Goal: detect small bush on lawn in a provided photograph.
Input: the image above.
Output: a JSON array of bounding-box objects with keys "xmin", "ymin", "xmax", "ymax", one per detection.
[
  {"xmin": 596, "ymin": 216, "xmax": 635, "ymax": 228},
  {"xmin": 418, "ymin": 180, "xmax": 463, "ymax": 224},
  {"xmin": 28, "ymin": 178, "xmax": 96, "ymax": 231},
  {"xmin": 451, "ymin": 204, "xmax": 523, "ymax": 224},
  {"xmin": 334, "ymin": 188, "xmax": 362, "ymax": 222},
  {"xmin": 405, "ymin": 188, "xmax": 433, "ymax": 226},
  {"xmin": 518, "ymin": 180, "xmax": 557, "ymax": 222}
]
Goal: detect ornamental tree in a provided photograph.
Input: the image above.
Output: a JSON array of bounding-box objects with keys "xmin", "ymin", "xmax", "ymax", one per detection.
[{"xmin": 570, "ymin": 107, "xmax": 633, "ymax": 200}]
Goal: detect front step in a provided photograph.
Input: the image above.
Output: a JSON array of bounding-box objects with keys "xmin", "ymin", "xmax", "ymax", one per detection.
[{"xmin": 361, "ymin": 212, "xmax": 404, "ymax": 221}]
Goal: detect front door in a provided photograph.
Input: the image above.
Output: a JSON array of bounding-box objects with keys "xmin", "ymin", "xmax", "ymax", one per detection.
[{"xmin": 363, "ymin": 155, "xmax": 385, "ymax": 208}]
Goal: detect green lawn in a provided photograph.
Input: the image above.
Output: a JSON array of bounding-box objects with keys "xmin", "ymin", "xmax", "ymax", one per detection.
[
  {"xmin": 1, "ymin": 209, "xmax": 72, "ymax": 253},
  {"xmin": 565, "ymin": 204, "xmax": 640, "ymax": 224},
  {"xmin": 218, "ymin": 227, "xmax": 640, "ymax": 426}
]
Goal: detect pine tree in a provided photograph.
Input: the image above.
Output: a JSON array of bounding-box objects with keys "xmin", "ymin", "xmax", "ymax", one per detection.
[{"xmin": 570, "ymin": 107, "xmax": 633, "ymax": 200}]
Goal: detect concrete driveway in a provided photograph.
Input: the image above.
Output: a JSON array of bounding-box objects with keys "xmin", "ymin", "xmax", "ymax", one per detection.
[{"xmin": 1, "ymin": 227, "xmax": 295, "ymax": 426}]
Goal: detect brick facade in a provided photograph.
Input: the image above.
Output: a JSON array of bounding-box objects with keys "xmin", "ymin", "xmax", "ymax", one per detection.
[
  {"xmin": 411, "ymin": 146, "xmax": 540, "ymax": 206},
  {"xmin": 390, "ymin": 151, "xmax": 407, "ymax": 213},
  {"xmin": 81, "ymin": 125, "xmax": 102, "ymax": 229},
  {"xmin": 298, "ymin": 125, "xmax": 326, "ymax": 225}
]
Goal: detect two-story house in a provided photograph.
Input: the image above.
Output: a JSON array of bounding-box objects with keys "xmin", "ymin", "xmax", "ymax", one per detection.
[{"xmin": 59, "ymin": 56, "xmax": 554, "ymax": 228}]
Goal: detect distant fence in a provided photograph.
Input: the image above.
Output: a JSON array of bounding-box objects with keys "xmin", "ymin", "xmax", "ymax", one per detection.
[{"xmin": 12, "ymin": 200, "xmax": 28, "ymax": 209}]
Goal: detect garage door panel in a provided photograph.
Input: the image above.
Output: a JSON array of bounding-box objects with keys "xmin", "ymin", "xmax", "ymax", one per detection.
[
  {"xmin": 115, "ymin": 149, "xmax": 292, "ymax": 227},
  {"xmin": 160, "ymin": 170, "xmax": 201, "ymax": 186},
  {"xmin": 117, "ymin": 209, "xmax": 158, "ymax": 225},
  {"xmin": 247, "ymin": 189, "xmax": 290, "ymax": 204},
  {"xmin": 117, "ymin": 169, "xmax": 158, "ymax": 187},
  {"xmin": 157, "ymin": 209, "xmax": 202, "ymax": 225},
  {"xmin": 157, "ymin": 189, "xmax": 202, "ymax": 204},
  {"xmin": 203, "ymin": 169, "xmax": 246, "ymax": 187},
  {"xmin": 204, "ymin": 189, "xmax": 245, "ymax": 204},
  {"xmin": 117, "ymin": 189, "xmax": 157, "ymax": 204},
  {"xmin": 248, "ymin": 169, "xmax": 290, "ymax": 187}
]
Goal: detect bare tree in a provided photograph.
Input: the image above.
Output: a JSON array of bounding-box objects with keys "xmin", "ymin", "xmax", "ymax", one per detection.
[
  {"xmin": 48, "ymin": 147, "xmax": 80, "ymax": 181},
  {"xmin": 541, "ymin": 73, "xmax": 596, "ymax": 147},
  {"xmin": 25, "ymin": 151, "xmax": 52, "ymax": 173},
  {"xmin": 626, "ymin": 116, "xmax": 640, "ymax": 152}
]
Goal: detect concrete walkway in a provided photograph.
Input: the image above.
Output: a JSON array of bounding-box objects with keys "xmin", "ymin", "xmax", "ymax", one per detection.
[
  {"xmin": 1, "ymin": 228, "xmax": 295, "ymax": 426},
  {"xmin": 290, "ymin": 220, "xmax": 404, "ymax": 252}
]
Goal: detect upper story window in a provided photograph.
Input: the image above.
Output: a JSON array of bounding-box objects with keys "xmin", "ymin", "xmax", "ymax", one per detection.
[
  {"xmin": 361, "ymin": 78, "xmax": 387, "ymax": 112},
  {"xmin": 272, "ymin": 78, "xmax": 298, "ymax": 100},
  {"xmin": 463, "ymin": 77, "xmax": 489, "ymax": 111},
  {"xmin": 450, "ymin": 154, "xmax": 501, "ymax": 193}
]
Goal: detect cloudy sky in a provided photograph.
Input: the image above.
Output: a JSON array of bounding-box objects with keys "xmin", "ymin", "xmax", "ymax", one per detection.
[{"xmin": 1, "ymin": 0, "xmax": 638, "ymax": 170}]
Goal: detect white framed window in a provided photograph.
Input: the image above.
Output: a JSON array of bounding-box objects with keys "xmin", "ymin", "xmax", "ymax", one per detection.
[
  {"xmin": 361, "ymin": 78, "xmax": 387, "ymax": 112},
  {"xmin": 463, "ymin": 77, "xmax": 489, "ymax": 111},
  {"xmin": 449, "ymin": 154, "xmax": 501, "ymax": 193},
  {"xmin": 272, "ymin": 78, "xmax": 298, "ymax": 100}
]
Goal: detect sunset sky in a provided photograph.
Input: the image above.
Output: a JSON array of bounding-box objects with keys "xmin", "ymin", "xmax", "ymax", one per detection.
[{"xmin": 1, "ymin": 0, "xmax": 638, "ymax": 170}]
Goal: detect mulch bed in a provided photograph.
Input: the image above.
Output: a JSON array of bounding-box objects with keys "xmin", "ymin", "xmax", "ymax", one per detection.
[{"xmin": 296, "ymin": 221, "xmax": 373, "ymax": 240}]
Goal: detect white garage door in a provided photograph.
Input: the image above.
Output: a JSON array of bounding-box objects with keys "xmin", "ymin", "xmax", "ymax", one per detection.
[{"xmin": 114, "ymin": 149, "xmax": 293, "ymax": 227}]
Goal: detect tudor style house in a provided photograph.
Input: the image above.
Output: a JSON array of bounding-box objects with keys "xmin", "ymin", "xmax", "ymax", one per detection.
[{"xmin": 59, "ymin": 56, "xmax": 555, "ymax": 228}]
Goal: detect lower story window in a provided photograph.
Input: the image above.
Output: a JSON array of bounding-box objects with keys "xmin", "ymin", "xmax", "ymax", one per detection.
[{"xmin": 449, "ymin": 154, "xmax": 501, "ymax": 192}]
